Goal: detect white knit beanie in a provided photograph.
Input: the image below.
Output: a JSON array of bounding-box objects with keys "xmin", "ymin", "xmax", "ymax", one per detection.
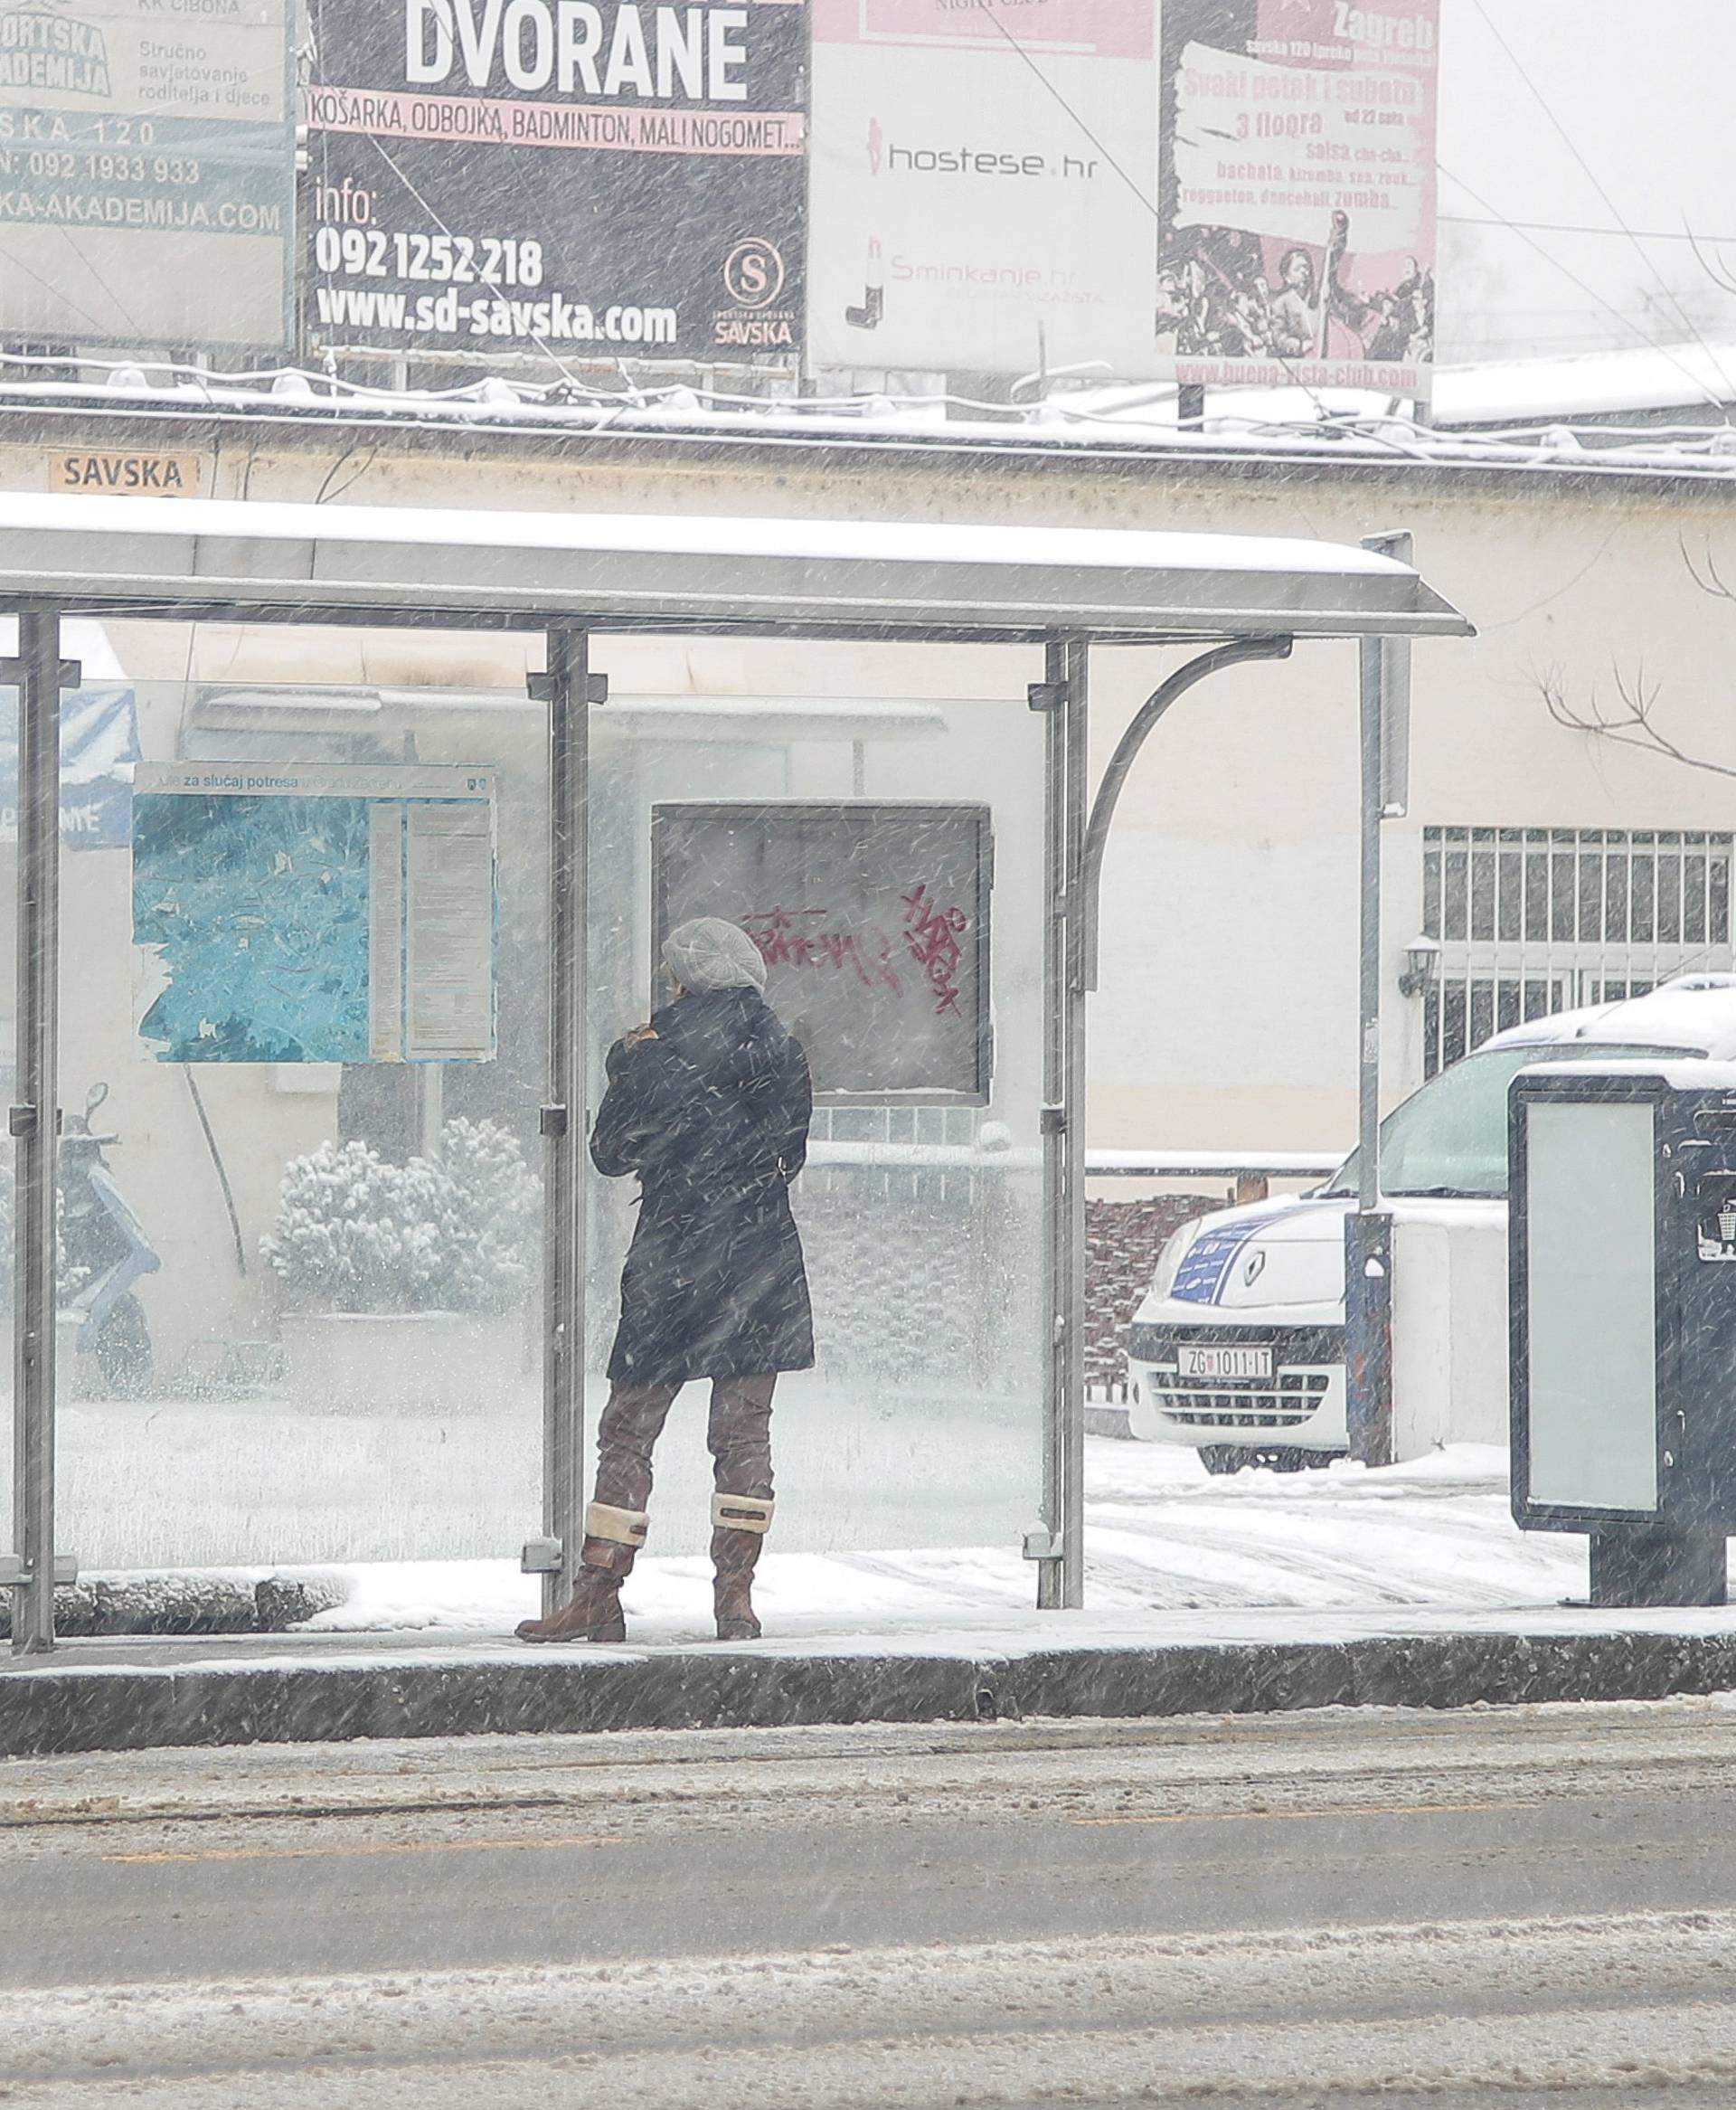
[{"xmin": 662, "ymin": 917, "xmax": 769, "ymax": 995}]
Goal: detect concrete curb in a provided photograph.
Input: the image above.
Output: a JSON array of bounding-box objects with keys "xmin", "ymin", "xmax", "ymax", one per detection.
[
  {"xmin": 0, "ymin": 1574, "xmax": 351, "ymax": 1642},
  {"xmin": 5, "ymin": 1628, "xmax": 1736, "ymax": 1755}
]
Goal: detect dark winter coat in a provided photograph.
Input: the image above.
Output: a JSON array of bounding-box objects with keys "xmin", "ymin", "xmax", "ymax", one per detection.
[{"xmin": 591, "ymin": 985, "xmax": 815, "ymax": 1386}]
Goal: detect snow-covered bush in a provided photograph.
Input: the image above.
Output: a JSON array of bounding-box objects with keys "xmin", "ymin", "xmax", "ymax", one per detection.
[
  {"xmin": 264, "ymin": 1122, "xmax": 541, "ymax": 1316},
  {"xmin": 428, "ymin": 1116, "xmax": 542, "ymax": 1315},
  {"xmin": 263, "ymin": 1140, "xmax": 441, "ymax": 1314}
]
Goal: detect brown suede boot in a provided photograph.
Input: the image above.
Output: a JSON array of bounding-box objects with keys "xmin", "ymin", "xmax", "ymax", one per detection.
[
  {"xmin": 517, "ymin": 1523, "xmax": 641, "ymax": 1643},
  {"xmin": 712, "ymin": 1529, "xmax": 763, "ymax": 1640},
  {"xmin": 711, "ymin": 1492, "xmax": 773, "ymax": 1640}
]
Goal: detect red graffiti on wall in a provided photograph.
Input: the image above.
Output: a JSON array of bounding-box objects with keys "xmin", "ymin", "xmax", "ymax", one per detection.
[
  {"xmin": 746, "ymin": 906, "xmax": 903, "ymax": 996},
  {"xmin": 745, "ymin": 890, "xmax": 973, "ymax": 1017},
  {"xmin": 901, "ymin": 885, "xmax": 970, "ymax": 1015}
]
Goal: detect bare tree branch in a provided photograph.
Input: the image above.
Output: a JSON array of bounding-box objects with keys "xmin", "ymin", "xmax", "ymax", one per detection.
[
  {"xmin": 1536, "ymin": 646, "xmax": 1736, "ymax": 781},
  {"xmin": 1686, "ymin": 223, "xmax": 1736, "ymax": 298},
  {"xmin": 1683, "ymin": 535, "xmax": 1736, "ymax": 607},
  {"xmin": 1540, "ymin": 544, "xmax": 1736, "ymax": 780}
]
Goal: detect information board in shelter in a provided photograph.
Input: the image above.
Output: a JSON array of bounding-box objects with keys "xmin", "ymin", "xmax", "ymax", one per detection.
[
  {"xmin": 133, "ymin": 764, "xmax": 497, "ymax": 1065},
  {"xmin": 652, "ymin": 802, "xmax": 992, "ymax": 1102}
]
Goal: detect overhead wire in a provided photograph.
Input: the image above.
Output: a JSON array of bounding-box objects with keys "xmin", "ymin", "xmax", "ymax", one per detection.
[
  {"xmin": 1463, "ymin": 0, "xmax": 1736, "ymax": 414},
  {"xmin": 1437, "ymin": 161, "xmax": 1732, "ymax": 419},
  {"xmin": 1444, "ymin": 213, "xmax": 1736, "ymax": 248}
]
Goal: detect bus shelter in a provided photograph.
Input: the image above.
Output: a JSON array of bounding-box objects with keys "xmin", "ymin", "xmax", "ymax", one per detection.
[{"xmin": 0, "ymin": 494, "xmax": 1470, "ymax": 1651}]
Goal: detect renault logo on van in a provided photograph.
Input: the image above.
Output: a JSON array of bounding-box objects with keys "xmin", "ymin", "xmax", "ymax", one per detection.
[{"xmin": 1243, "ymin": 1249, "xmax": 1267, "ymax": 1286}]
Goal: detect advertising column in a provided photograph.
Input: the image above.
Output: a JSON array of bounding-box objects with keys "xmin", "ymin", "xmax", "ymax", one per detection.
[
  {"xmin": 307, "ymin": 0, "xmax": 807, "ymax": 364},
  {"xmin": 807, "ymin": 0, "xmax": 1158, "ymax": 378},
  {"xmin": 1157, "ymin": 0, "xmax": 1439, "ymax": 396}
]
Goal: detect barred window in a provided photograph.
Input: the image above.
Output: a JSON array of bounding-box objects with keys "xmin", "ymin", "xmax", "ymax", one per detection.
[
  {"xmin": 1422, "ymin": 828, "xmax": 1731, "ymax": 951},
  {"xmin": 1418, "ymin": 828, "xmax": 1735, "ymax": 1076}
]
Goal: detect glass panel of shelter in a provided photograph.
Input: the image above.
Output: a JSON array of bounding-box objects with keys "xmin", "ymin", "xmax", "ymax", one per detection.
[
  {"xmin": 48, "ymin": 622, "xmax": 1048, "ymax": 1599},
  {"xmin": 582, "ymin": 659, "xmax": 1046, "ymax": 1564},
  {"xmin": 55, "ymin": 624, "xmax": 548, "ymax": 1577}
]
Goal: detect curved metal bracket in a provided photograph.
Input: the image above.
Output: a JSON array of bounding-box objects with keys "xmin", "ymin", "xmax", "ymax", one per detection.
[{"xmin": 1080, "ymin": 635, "xmax": 1295, "ymax": 991}]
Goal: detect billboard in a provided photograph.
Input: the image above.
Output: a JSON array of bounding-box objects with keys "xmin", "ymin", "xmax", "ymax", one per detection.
[
  {"xmin": 1157, "ymin": 0, "xmax": 1438, "ymax": 394},
  {"xmin": 0, "ymin": 0, "xmax": 296, "ymax": 349},
  {"xmin": 807, "ymin": 0, "xmax": 1157, "ymax": 378},
  {"xmin": 807, "ymin": 0, "xmax": 1437, "ymax": 392},
  {"xmin": 653, "ymin": 802, "xmax": 993, "ymax": 1102},
  {"xmin": 307, "ymin": 0, "xmax": 807, "ymax": 362},
  {"xmin": 134, "ymin": 765, "xmax": 498, "ymax": 1065}
]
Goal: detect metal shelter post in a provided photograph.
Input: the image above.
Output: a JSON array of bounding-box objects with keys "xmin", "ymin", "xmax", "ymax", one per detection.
[
  {"xmin": 1344, "ymin": 531, "xmax": 1412, "ymax": 1470},
  {"xmin": 535, "ymin": 628, "xmax": 593, "ymax": 1616},
  {"xmin": 1061, "ymin": 639, "xmax": 1090, "ymax": 1608},
  {"xmin": 1035, "ymin": 636, "xmax": 1089, "ymax": 1611},
  {"xmin": 8, "ymin": 612, "xmax": 68, "ymax": 1654}
]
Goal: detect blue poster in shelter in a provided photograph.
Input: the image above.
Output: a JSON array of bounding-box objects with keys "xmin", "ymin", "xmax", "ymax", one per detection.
[
  {"xmin": 136, "ymin": 790, "xmax": 373, "ymax": 1063},
  {"xmin": 133, "ymin": 763, "xmax": 497, "ymax": 1065}
]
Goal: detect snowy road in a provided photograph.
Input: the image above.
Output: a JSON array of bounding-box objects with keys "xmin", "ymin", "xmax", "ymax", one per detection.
[{"xmin": 4, "ymin": 1701, "xmax": 1736, "ymax": 2105}]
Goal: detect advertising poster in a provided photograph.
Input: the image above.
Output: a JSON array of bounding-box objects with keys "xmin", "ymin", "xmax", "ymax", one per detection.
[
  {"xmin": 0, "ymin": 0, "xmax": 297, "ymax": 348},
  {"xmin": 307, "ymin": 0, "xmax": 806, "ymax": 362},
  {"xmin": 807, "ymin": 0, "xmax": 1157, "ymax": 378},
  {"xmin": 133, "ymin": 764, "xmax": 497, "ymax": 1066},
  {"xmin": 654, "ymin": 801, "xmax": 993, "ymax": 1101},
  {"xmin": 0, "ymin": 682, "xmax": 137, "ymax": 848},
  {"xmin": 1157, "ymin": 0, "xmax": 1439, "ymax": 393}
]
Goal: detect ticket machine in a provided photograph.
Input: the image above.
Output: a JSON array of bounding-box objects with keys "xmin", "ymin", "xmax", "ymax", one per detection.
[{"xmin": 1509, "ymin": 1061, "xmax": 1736, "ymax": 1607}]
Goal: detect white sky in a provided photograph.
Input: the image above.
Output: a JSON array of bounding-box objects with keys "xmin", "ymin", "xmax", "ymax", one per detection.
[{"xmin": 1438, "ymin": 0, "xmax": 1736, "ymax": 362}]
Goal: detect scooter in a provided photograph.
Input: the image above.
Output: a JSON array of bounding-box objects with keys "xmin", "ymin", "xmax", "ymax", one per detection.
[{"xmin": 60, "ymin": 1082, "xmax": 160, "ymax": 1396}]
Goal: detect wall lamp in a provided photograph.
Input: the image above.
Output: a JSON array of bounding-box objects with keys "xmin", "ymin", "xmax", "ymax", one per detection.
[{"xmin": 1399, "ymin": 934, "xmax": 1442, "ymax": 998}]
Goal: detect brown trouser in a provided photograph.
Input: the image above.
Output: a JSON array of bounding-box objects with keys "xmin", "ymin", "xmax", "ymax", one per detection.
[{"xmin": 593, "ymin": 1375, "xmax": 777, "ymax": 1520}]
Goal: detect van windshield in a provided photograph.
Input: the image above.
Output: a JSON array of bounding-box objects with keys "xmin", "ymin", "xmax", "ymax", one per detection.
[{"xmin": 1325, "ymin": 1043, "xmax": 1695, "ymax": 1199}]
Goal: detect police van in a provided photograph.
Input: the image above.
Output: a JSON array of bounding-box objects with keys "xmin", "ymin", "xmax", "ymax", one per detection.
[{"xmin": 1125, "ymin": 977, "xmax": 1736, "ymax": 1471}]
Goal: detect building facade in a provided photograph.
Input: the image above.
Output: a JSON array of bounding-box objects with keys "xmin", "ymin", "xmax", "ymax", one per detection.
[{"xmin": 0, "ymin": 393, "xmax": 1729, "ymax": 1377}]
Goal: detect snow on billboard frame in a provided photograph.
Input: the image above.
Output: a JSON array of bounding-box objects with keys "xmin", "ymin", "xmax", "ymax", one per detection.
[
  {"xmin": 0, "ymin": 0, "xmax": 297, "ymax": 351},
  {"xmin": 807, "ymin": 0, "xmax": 1438, "ymax": 393},
  {"xmin": 305, "ymin": 0, "xmax": 806, "ymax": 364},
  {"xmin": 0, "ymin": 488, "xmax": 1470, "ymax": 1642},
  {"xmin": 653, "ymin": 801, "xmax": 993, "ymax": 1102}
]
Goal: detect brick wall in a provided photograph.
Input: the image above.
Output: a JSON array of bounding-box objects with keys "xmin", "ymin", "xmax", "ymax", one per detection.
[{"xmin": 1084, "ymin": 1194, "xmax": 1221, "ymax": 1393}]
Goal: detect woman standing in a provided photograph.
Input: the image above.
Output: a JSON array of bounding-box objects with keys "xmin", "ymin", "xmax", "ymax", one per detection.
[{"xmin": 518, "ymin": 918, "xmax": 814, "ymax": 1646}]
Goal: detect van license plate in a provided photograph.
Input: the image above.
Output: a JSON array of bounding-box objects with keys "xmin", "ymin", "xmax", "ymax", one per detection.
[{"xmin": 1179, "ymin": 1344, "xmax": 1272, "ymax": 1382}]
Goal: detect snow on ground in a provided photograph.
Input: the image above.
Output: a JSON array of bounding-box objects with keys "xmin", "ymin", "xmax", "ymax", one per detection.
[
  {"xmin": 48, "ymin": 1380, "xmax": 1036, "ymax": 1571},
  {"xmin": 301, "ymin": 1440, "xmax": 1590, "ymax": 1637}
]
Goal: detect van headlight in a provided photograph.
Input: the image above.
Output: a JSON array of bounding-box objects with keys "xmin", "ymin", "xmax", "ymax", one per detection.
[{"xmin": 1151, "ymin": 1220, "xmax": 1203, "ymax": 1301}]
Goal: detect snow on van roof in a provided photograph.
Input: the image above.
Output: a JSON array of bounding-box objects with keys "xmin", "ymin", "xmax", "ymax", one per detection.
[{"xmin": 1483, "ymin": 977, "xmax": 1736, "ymax": 1059}]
